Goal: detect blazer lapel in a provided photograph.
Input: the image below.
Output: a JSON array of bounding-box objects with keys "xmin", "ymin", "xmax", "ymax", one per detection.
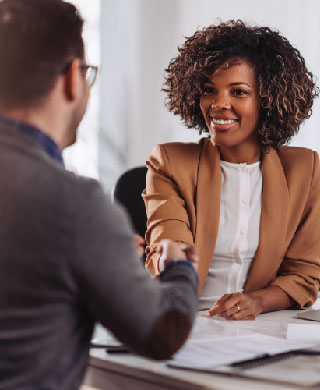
[
  {"xmin": 195, "ymin": 139, "xmax": 222, "ymax": 292},
  {"xmin": 244, "ymin": 148, "xmax": 289, "ymax": 292}
]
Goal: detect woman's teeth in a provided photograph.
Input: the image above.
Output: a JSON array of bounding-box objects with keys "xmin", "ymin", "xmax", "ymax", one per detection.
[{"xmin": 212, "ymin": 118, "xmax": 237, "ymax": 125}]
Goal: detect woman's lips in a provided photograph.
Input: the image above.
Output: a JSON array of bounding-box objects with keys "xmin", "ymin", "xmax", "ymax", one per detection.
[{"xmin": 210, "ymin": 117, "xmax": 239, "ymax": 131}]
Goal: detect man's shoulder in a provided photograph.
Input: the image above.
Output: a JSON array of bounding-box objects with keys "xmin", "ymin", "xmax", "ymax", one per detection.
[
  {"xmin": 0, "ymin": 130, "xmax": 108, "ymax": 212},
  {"xmin": 60, "ymin": 170, "xmax": 108, "ymax": 209}
]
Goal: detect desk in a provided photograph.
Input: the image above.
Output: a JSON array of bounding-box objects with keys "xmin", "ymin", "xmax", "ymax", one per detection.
[{"xmin": 84, "ymin": 300, "xmax": 320, "ymax": 390}]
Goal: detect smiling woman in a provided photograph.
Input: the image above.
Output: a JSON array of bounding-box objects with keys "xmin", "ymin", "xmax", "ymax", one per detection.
[{"xmin": 143, "ymin": 20, "xmax": 320, "ymax": 321}]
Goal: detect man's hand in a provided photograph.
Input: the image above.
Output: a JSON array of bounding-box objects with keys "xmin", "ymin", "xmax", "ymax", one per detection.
[
  {"xmin": 205, "ymin": 292, "xmax": 263, "ymax": 321},
  {"xmin": 157, "ymin": 239, "xmax": 198, "ymax": 272}
]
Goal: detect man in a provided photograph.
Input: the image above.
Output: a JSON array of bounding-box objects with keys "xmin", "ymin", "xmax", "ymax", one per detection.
[{"xmin": 0, "ymin": 0, "xmax": 198, "ymax": 389}]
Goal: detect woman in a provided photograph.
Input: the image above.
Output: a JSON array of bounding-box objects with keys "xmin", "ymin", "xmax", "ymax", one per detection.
[{"xmin": 143, "ymin": 20, "xmax": 320, "ymax": 320}]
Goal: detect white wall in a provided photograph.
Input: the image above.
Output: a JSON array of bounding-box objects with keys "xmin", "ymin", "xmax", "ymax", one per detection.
[
  {"xmin": 98, "ymin": 0, "xmax": 320, "ymax": 190},
  {"xmin": 63, "ymin": 0, "xmax": 100, "ymax": 179}
]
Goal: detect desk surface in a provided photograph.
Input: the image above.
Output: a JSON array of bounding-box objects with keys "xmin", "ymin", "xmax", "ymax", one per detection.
[{"xmin": 85, "ymin": 300, "xmax": 320, "ymax": 390}]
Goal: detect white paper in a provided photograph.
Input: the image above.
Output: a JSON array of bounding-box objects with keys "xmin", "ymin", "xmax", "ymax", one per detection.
[
  {"xmin": 287, "ymin": 323, "xmax": 320, "ymax": 344},
  {"xmin": 170, "ymin": 333, "xmax": 309, "ymax": 369}
]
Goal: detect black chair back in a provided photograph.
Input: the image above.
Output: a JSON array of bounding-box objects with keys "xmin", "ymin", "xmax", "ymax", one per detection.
[{"xmin": 113, "ymin": 166, "xmax": 148, "ymax": 238}]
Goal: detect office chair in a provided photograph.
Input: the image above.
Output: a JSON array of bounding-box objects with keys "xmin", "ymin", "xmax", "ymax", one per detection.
[{"xmin": 113, "ymin": 166, "xmax": 148, "ymax": 240}]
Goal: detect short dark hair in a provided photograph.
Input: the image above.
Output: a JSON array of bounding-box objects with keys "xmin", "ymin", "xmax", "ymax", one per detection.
[
  {"xmin": 164, "ymin": 20, "xmax": 319, "ymax": 148},
  {"xmin": 0, "ymin": 0, "xmax": 84, "ymax": 108}
]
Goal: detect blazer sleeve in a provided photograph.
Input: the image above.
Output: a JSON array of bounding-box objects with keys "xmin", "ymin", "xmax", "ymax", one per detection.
[
  {"xmin": 269, "ymin": 151, "xmax": 320, "ymax": 308},
  {"xmin": 143, "ymin": 144, "xmax": 194, "ymax": 275}
]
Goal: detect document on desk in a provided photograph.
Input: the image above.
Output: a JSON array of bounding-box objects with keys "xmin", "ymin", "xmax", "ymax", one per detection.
[
  {"xmin": 169, "ymin": 333, "xmax": 309, "ymax": 370},
  {"xmin": 169, "ymin": 317, "xmax": 320, "ymax": 387},
  {"xmin": 296, "ymin": 309, "xmax": 320, "ymax": 322},
  {"xmin": 214, "ymin": 348, "xmax": 320, "ymax": 387}
]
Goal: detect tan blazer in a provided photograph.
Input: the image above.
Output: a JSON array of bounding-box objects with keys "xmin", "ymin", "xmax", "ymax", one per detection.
[{"xmin": 143, "ymin": 138, "xmax": 320, "ymax": 308}]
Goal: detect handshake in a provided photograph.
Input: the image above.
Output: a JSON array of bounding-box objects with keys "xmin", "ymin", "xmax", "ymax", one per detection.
[
  {"xmin": 157, "ymin": 240, "xmax": 199, "ymax": 272},
  {"xmin": 134, "ymin": 235, "xmax": 198, "ymax": 273}
]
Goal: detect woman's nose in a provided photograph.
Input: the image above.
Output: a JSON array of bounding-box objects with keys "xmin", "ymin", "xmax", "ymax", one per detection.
[{"xmin": 212, "ymin": 93, "xmax": 231, "ymax": 109}]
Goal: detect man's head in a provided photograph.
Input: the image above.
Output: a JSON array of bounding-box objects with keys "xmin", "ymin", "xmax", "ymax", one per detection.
[
  {"xmin": 0, "ymin": 0, "xmax": 84, "ymax": 108},
  {"xmin": 0, "ymin": 0, "xmax": 92, "ymax": 147}
]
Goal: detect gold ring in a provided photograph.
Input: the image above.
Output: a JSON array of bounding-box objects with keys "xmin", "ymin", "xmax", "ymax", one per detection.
[{"xmin": 237, "ymin": 305, "xmax": 241, "ymax": 312}]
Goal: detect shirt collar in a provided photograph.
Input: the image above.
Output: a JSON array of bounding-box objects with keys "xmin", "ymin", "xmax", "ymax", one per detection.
[{"xmin": 0, "ymin": 116, "xmax": 64, "ymax": 165}]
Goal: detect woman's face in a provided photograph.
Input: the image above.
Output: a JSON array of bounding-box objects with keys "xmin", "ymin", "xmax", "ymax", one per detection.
[{"xmin": 200, "ymin": 60, "xmax": 260, "ymax": 153}]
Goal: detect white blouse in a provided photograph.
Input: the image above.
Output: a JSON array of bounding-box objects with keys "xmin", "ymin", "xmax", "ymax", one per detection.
[{"xmin": 199, "ymin": 160, "xmax": 262, "ymax": 310}]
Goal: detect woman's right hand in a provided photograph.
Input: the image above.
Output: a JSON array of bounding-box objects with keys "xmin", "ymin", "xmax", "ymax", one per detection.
[{"xmin": 157, "ymin": 239, "xmax": 198, "ymax": 272}]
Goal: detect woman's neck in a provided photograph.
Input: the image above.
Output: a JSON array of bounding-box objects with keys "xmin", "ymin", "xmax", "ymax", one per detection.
[{"xmin": 218, "ymin": 143, "xmax": 262, "ymax": 165}]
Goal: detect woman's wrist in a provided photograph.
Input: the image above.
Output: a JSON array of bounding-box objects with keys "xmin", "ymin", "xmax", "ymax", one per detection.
[
  {"xmin": 247, "ymin": 286, "xmax": 294, "ymax": 314},
  {"xmin": 246, "ymin": 291, "xmax": 265, "ymax": 315}
]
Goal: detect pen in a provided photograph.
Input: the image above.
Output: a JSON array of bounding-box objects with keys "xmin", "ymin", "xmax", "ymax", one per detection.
[{"xmin": 105, "ymin": 345, "xmax": 130, "ymax": 354}]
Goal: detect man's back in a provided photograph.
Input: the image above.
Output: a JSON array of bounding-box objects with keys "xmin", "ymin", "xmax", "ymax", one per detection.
[
  {"xmin": 0, "ymin": 125, "xmax": 198, "ymax": 389},
  {"xmin": 0, "ymin": 1, "xmax": 198, "ymax": 388},
  {"xmin": 0, "ymin": 125, "xmax": 102, "ymax": 388}
]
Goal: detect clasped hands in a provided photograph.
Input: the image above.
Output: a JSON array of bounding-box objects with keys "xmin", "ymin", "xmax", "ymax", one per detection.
[
  {"xmin": 134, "ymin": 235, "xmax": 199, "ymax": 272},
  {"xmin": 157, "ymin": 239, "xmax": 199, "ymax": 272},
  {"xmin": 206, "ymin": 292, "xmax": 263, "ymax": 321}
]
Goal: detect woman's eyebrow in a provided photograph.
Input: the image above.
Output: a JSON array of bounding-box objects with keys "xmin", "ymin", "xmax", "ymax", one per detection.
[
  {"xmin": 203, "ymin": 81, "xmax": 251, "ymax": 87},
  {"xmin": 229, "ymin": 82, "xmax": 251, "ymax": 87}
]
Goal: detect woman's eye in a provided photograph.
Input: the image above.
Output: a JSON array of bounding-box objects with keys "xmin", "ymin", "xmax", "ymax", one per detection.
[
  {"xmin": 203, "ymin": 86, "xmax": 215, "ymax": 95},
  {"xmin": 232, "ymin": 89, "xmax": 248, "ymax": 96}
]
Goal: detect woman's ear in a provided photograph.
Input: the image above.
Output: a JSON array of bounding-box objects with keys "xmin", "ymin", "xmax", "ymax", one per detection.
[{"xmin": 63, "ymin": 58, "xmax": 83, "ymax": 102}]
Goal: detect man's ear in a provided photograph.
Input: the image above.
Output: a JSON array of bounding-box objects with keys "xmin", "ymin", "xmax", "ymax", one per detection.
[{"xmin": 63, "ymin": 58, "xmax": 83, "ymax": 102}]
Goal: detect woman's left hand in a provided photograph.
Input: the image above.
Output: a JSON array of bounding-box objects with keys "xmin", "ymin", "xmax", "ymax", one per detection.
[{"xmin": 205, "ymin": 292, "xmax": 263, "ymax": 321}]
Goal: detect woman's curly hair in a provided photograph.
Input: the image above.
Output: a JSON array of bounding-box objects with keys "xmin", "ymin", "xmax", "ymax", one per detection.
[{"xmin": 164, "ymin": 20, "xmax": 318, "ymax": 147}]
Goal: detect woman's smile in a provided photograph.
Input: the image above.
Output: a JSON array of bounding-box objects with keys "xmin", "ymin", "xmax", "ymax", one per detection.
[{"xmin": 209, "ymin": 116, "xmax": 239, "ymax": 131}]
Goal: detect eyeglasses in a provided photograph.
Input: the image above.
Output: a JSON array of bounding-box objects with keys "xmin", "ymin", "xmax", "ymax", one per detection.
[
  {"xmin": 81, "ymin": 63, "xmax": 99, "ymax": 87},
  {"xmin": 60, "ymin": 62, "xmax": 98, "ymax": 88}
]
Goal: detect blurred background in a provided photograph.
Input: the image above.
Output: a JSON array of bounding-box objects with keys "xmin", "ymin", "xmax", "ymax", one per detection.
[{"xmin": 66, "ymin": 0, "xmax": 320, "ymax": 191}]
